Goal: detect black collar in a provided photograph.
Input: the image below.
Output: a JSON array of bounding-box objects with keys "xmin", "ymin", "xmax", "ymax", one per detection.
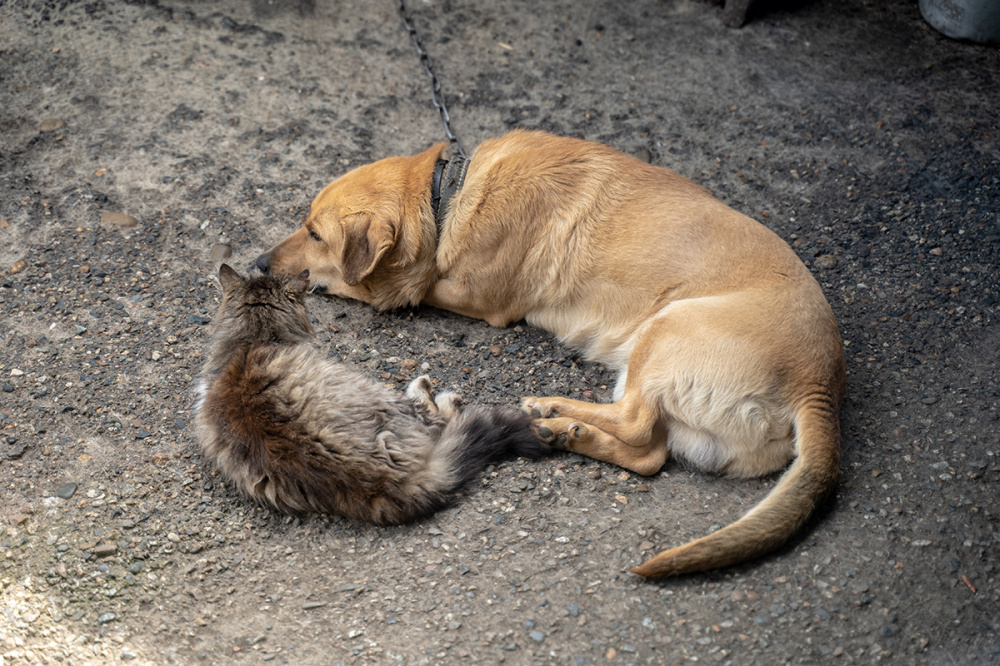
[{"xmin": 431, "ymin": 149, "xmax": 469, "ymax": 236}]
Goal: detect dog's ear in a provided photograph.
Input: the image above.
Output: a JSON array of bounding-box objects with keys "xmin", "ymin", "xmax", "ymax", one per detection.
[
  {"xmin": 341, "ymin": 212, "xmax": 394, "ymax": 286},
  {"xmin": 218, "ymin": 264, "xmax": 243, "ymax": 291},
  {"xmin": 287, "ymin": 269, "xmax": 310, "ymax": 296}
]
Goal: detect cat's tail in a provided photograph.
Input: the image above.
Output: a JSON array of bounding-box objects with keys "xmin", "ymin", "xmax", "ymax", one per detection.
[
  {"xmin": 436, "ymin": 404, "xmax": 552, "ymax": 491},
  {"xmin": 380, "ymin": 403, "xmax": 549, "ymax": 522},
  {"xmin": 361, "ymin": 404, "xmax": 550, "ymax": 525}
]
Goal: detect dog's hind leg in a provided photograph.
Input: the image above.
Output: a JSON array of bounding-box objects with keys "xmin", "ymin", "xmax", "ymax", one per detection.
[
  {"xmin": 523, "ymin": 393, "xmax": 669, "ymax": 476},
  {"xmin": 534, "ymin": 415, "xmax": 669, "ymax": 476}
]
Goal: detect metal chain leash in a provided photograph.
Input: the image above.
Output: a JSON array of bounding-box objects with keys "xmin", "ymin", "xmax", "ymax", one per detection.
[{"xmin": 397, "ymin": 0, "xmax": 467, "ymax": 159}]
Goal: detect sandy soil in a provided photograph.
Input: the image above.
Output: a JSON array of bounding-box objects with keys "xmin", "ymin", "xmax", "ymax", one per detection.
[{"xmin": 1, "ymin": 0, "xmax": 998, "ymax": 664}]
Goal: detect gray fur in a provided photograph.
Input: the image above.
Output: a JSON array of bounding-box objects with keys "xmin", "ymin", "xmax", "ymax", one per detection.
[{"xmin": 194, "ymin": 265, "xmax": 547, "ymax": 525}]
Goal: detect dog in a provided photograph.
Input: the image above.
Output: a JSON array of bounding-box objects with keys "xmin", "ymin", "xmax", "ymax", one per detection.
[
  {"xmin": 194, "ymin": 264, "xmax": 549, "ymax": 525},
  {"xmin": 256, "ymin": 129, "xmax": 846, "ymax": 575}
]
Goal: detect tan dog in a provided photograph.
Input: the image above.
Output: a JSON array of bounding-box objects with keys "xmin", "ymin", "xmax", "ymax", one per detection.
[{"xmin": 256, "ymin": 129, "xmax": 845, "ymax": 576}]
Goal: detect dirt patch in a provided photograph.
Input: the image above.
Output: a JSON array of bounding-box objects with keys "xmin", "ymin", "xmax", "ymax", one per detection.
[{"xmin": 1, "ymin": 0, "xmax": 998, "ymax": 664}]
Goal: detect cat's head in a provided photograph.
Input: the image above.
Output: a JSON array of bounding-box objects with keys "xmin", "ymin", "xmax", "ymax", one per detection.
[{"xmin": 211, "ymin": 264, "xmax": 314, "ymax": 340}]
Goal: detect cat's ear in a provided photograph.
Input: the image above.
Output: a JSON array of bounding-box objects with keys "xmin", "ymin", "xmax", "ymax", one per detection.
[
  {"xmin": 288, "ymin": 269, "xmax": 310, "ymax": 296},
  {"xmin": 218, "ymin": 264, "xmax": 243, "ymax": 291}
]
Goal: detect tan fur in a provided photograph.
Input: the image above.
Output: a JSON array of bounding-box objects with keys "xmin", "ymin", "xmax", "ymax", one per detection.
[{"xmin": 258, "ymin": 130, "xmax": 846, "ymax": 575}]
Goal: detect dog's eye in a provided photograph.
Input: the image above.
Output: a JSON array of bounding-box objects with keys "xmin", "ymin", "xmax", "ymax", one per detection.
[{"xmin": 308, "ymin": 229, "xmax": 322, "ymax": 242}]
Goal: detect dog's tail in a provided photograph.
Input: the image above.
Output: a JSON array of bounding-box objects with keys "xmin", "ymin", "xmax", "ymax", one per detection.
[{"xmin": 629, "ymin": 397, "xmax": 841, "ymax": 577}]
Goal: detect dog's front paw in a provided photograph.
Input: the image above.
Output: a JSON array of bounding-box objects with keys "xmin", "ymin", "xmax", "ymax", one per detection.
[
  {"xmin": 521, "ymin": 397, "xmax": 560, "ymax": 419},
  {"xmin": 534, "ymin": 418, "xmax": 589, "ymax": 451}
]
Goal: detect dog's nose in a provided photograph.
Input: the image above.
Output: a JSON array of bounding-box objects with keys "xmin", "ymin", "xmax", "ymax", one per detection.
[{"xmin": 255, "ymin": 252, "xmax": 271, "ymax": 273}]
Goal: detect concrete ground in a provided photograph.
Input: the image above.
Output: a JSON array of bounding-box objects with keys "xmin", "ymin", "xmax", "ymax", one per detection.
[{"xmin": 1, "ymin": 0, "xmax": 997, "ymax": 664}]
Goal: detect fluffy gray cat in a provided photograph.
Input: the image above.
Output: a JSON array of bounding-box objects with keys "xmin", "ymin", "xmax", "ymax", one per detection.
[{"xmin": 195, "ymin": 265, "xmax": 548, "ymax": 524}]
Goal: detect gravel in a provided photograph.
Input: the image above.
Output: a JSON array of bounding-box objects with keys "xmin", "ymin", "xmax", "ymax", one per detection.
[{"xmin": 1, "ymin": 0, "xmax": 998, "ymax": 664}]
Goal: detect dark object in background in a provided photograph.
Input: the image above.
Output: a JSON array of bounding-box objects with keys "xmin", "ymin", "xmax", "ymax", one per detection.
[
  {"xmin": 723, "ymin": 0, "xmax": 755, "ymax": 27},
  {"xmin": 920, "ymin": 0, "xmax": 1000, "ymax": 43}
]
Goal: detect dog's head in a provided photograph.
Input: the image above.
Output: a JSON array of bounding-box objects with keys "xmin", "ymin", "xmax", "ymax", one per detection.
[{"xmin": 256, "ymin": 149, "xmax": 440, "ymax": 308}]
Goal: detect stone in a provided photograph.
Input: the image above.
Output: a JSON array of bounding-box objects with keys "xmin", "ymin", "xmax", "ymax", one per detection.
[
  {"xmin": 3, "ymin": 439, "xmax": 27, "ymax": 459},
  {"xmin": 210, "ymin": 244, "xmax": 233, "ymax": 263},
  {"xmin": 93, "ymin": 543, "xmax": 118, "ymax": 557},
  {"xmin": 814, "ymin": 255, "xmax": 839, "ymax": 270},
  {"xmin": 101, "ymin": 211, "xmax": 139, "ymax": 228},
  {"xmin": 55, "ymin": 483, "xmax": 78, "ymax": 499}
]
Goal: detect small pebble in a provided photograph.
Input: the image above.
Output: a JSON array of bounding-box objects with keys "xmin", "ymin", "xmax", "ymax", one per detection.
[
  {"xmin": 814, "ymin": 255, "xmax": 839, "ymax": 270},
  {"xmin": 529, "ymin": 630, "xmax": 545, "ymax": 643},
  {"xmin": 101, "ymin": 211, "xmax": 139, "ymax": 228},
  {"xmin": 40, "ymin": 118, "xmax": 66, "ymax": 132},
  {"xmin": 55, "ymin": 482, "xmax": 78, "ymax": 499},
  {"xmin": 210, "ymin": 244, "xmax": 233, "ymax": 263}
]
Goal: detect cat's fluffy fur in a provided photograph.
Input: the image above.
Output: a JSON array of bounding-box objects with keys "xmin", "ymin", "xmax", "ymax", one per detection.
[{"xmin": 194, "ymin": 265, "xmax": 548, "ymax": 524}]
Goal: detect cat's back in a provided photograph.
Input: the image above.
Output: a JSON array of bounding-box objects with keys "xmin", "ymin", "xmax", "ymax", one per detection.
[{"xmin": 204, "ymin": 340, "xmax": 417, "ymax": 439}]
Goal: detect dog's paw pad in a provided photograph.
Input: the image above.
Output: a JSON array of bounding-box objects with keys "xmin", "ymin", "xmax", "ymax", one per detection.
[
  {"xmin": 521, "ymin": 398, "xmax": 559, "ymax": 418},
  {"xmin": 568, "ymin": 422, "xmax": 587, "ymax": 440},
  {"xmin": 534, "ymin": 424, "xmax": 565, "ymax": 447}
]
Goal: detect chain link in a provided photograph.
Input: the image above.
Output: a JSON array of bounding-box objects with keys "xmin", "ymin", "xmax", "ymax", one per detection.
[{"xmin": 397, "ymin": 0, "xmax": 467, "ymax": 159}]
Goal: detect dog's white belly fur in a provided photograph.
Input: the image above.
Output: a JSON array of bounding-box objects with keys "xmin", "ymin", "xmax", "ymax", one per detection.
[{"xmin": 533, "ymin": 296, "xmax": 797, "ymax": 477}]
